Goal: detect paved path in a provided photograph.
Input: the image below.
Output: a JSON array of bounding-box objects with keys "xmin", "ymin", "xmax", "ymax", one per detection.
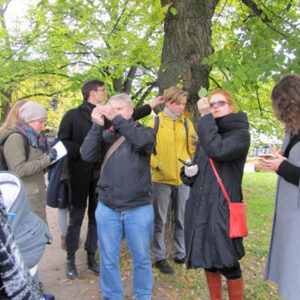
[
  {"xmin": 39, "ymin": 207, "xmax": 168, "ymax": 300},
  {"xmin": 39, "ymin": 206, "xmax": 102, "ymax": 300}
]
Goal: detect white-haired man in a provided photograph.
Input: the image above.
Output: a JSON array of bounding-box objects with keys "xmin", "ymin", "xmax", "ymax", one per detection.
[{"xmin": 81, "ymin": 94, "xmax": 155, "ymax": 300}]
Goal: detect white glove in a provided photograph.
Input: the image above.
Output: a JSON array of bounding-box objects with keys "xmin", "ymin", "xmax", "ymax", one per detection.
[{"xmin": 184, "ymin": 164, "xmax": 198, "ymax": 177}]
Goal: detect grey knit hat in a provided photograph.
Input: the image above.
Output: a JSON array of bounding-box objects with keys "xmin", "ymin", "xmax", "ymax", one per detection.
[{"xmin": 19, "ymin": 101, "xmax": 47, "ymax": 123}]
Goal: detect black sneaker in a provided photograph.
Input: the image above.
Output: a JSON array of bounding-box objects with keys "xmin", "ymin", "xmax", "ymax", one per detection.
[
  {"xmin": 174, "ymin": 257, "xmax": 185, "ymax": 264},
  {"xmin": 154, "ymin": 259, "xmax": 176, "ymax": 275}
]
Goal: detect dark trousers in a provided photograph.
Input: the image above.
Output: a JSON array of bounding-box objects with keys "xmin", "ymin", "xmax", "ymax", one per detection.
[
  {"xmin": 205, "ymin": 262, "xmax": 242, "ymax": 280},
  {"xmin": 66, "ymin": 180, "xmax": 98, "ymax": 259}
]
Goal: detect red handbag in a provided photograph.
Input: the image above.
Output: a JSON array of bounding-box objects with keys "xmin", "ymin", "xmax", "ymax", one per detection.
[{"xmin": 209, "ymin": 158, "xmax": 249, "ymax": 239}]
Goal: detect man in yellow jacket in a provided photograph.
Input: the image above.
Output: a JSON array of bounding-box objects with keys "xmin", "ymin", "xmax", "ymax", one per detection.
[{"xmin": 148, "ymin": 86, "xmax": 196, "ymax": 275}]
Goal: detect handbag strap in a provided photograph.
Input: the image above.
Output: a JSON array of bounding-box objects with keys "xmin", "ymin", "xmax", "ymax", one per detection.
[
  {"xmin": 100, "ymin": 136, "xmax": 125, "ymax": 174},
  {"xmin": 208, "ymin": 158, "xmax": 230, "ymax": 204}
]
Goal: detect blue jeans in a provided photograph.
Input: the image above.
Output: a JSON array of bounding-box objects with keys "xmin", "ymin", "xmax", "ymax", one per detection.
[
  {"xmin": 152, "ymin": 183, "xmax": 189, "ymax": 261},
  {"xmin": 96, "ymin": 202, "xmax": 154, "ymax": 300}
]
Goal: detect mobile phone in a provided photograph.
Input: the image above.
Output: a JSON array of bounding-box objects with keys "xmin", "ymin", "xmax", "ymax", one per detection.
[
  {"xmin": 178, "ymin": 158, "xmax": 193, "ymax": 166},
  {"xmin": 258, "ymin": 154, "xmax": 276, "ymax": 160}
]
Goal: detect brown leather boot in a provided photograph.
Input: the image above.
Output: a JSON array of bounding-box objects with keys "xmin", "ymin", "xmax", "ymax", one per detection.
[
  {"xmin": 226, "ymin": 277, "xmax": 243, "ymax": 300},
  {"xmin": 205, "ymin": 271, "xmax": 222, "ymax": 300}
]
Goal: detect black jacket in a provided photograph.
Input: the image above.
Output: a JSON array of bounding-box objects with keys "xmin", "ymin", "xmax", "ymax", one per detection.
[
  {"xmin": 58, "ymin": 101, "xmax": 152, "ymax": 206},
  {"xmin": 181, "ymin": 112, "xmax": 250, "ymax": 270},
  {"xmin": 81, "ymin": 115, "xmax": 155, "ymax": 211}
]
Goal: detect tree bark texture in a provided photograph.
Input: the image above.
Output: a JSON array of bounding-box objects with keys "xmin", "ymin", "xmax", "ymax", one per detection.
[
  {"xmin": 158, "ymin": 0, "xmax": 219, "ymax": 257},
  {"xmin": 158, "ymin": 0, "xmax": 219, "ymax": 123}
]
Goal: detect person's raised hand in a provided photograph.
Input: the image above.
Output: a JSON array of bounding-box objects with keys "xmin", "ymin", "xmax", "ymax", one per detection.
[
  {"xmin": 98, "ymin": 104, "xmax": 118, "ymax": 121},
  {"xmin": 149, "ymin": 96, "xmax": 165, "ymax": 109},
  {"xmin": 197, "ymin": 97, "xmax": 211, "ymax": 116},
  {"xmin": 259, "ymin": 151, "xmax": 286, "ymax": 172},
  {"xmin": 91, "ymin": 106, "xmax": 104, "ymax": 126}
]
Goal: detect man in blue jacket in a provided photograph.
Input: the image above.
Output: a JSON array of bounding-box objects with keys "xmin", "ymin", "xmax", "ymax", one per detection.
[{"xmin": 81, "ymin": 93, "xmax": 155, "ymax": 300}]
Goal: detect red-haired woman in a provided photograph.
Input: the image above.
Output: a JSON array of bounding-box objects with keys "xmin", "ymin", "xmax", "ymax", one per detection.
[{"xmin": 181, "ymin": 89, "xmax": 250, "ymax": 299}]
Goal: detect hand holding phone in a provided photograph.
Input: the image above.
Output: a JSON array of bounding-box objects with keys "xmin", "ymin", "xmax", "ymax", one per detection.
[
  {"xmin": 178, "ymin": 158, "xmax": 193, "ymax": 166},
  {"xmin": 258, "ymin": 153, "xmax": 276, "ymax": 160}
]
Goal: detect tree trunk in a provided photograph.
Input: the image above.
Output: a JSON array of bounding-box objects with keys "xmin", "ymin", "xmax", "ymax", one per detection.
[
  {"xmin": 158, "ymin": 0, "xmax": 219, "ymax": 257},
  {"xmin": 158, "ymin": 0, "xmax": 219, "ymax": 123}
]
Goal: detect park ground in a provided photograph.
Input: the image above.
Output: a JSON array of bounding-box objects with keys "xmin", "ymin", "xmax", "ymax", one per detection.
[{"xmin": 39, "ymin": 172, "xmax": 282, "ymax": 299}]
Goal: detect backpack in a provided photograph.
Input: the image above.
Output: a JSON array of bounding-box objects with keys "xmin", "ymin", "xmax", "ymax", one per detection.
[
  {"xmin": 153, "ymin": 115, "xmax": 190, "ymax": 155},
  {"xmin": 0, "ymin": 132, "xmax": 30, "ymax": 170}
]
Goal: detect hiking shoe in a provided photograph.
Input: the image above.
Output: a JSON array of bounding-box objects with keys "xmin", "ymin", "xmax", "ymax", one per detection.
[
  {"xmin": 87, "ymin": 254, "xmax": 100, "ymax": 275},
  {"xmin": 154, "ymin": 259, "xmax": 176, "ymax": 275},
  {"xmin": 174, "ymin": 257, "xmax": 185, "ymax": 264},
  {"xmin": 66, "ymin": 259, "xmax": 77, "ymax": 279}
]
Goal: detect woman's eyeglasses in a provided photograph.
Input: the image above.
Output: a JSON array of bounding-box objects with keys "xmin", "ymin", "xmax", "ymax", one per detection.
[{"xmin": 209, "ymin": 100, "xmax": 228, "ymax": 108}]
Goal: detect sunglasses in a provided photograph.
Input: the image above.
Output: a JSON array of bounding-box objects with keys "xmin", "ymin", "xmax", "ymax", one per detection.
[{"xmin": 209, "ymin": 100, "xmax": 228, "ymax": 108}]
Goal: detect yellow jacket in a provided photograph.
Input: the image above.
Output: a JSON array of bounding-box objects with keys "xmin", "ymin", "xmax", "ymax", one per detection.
[{"xmin": 147, "ymin": 111, "xmax": 196, "ymax": 185}]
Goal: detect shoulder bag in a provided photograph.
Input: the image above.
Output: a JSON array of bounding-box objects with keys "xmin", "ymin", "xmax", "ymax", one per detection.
[
  {"xmin": 100, "ymin": 136, "xmax": 125, "ymax": 175},
  {"xmin": 209, "ymin": 158, "xmax": 248, "ymax": 239}
]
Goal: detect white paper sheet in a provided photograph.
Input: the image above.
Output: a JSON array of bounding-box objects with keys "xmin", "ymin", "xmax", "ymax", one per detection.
[{"xmin": 50, "ymin": 141, "xmax": 67, "ymax": 165}]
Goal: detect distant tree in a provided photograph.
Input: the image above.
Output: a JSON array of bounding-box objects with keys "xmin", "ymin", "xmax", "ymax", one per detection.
[{"xmin": 0, "ymin": 0, "xmax": 164, "ymax": 123}]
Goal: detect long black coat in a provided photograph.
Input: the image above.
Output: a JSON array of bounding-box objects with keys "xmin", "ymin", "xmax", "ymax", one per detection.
[
  {"xmin": 182, "ymin": 112, "xmax": 250, "ymax": 269},
  {"xmin": 58, "ymin": 101, "xmax": 151, "ymax": 207},
  {"xmin": 58, "ymin": 101, "xmax": 97, "ymax": 207}
]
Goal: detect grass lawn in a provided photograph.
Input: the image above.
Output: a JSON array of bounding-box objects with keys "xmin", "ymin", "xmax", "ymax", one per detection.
[{"xmin": 120, "ymin": 172, "xmax": 283, "ymax": 299}]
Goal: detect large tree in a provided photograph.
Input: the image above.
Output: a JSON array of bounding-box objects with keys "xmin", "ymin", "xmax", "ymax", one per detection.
[
  {"xmin": 158, "ymin": 0, "xmax": 299, "ymax": 133},
  {"xmin": 158, "ymin": 0, "xmax": 218, "ymax": 122}
]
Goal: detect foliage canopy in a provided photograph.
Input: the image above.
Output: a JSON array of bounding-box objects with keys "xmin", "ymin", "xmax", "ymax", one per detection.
[{"xmin": 0, "ymin": 0, "xmax": 299, "ymax": 139}]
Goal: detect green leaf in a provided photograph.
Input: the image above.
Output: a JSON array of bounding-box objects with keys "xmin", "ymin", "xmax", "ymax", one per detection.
[
  {"xmin": 169, "ymin": 7, "xmax": 178, "ymax": 16},
  {"xmin": 198, "ymin": 87, "xmax": 208, "ymax": 98}
]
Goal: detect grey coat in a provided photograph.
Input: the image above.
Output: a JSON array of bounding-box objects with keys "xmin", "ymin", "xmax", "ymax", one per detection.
[
  {"xmin": 265, "ymin": 133, "xmax": 300, "ymax": 300},
  {"xmin": 0, "ymin": 128, "xmax": 50, "ymax": 223}
]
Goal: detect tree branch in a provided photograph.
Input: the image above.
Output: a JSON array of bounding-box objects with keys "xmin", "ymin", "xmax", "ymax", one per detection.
[
  {"xmin": 255, "ymin": 88, "xmax": 263, "ymax": 117},
  {"xmin": 240, "ymin": 0, "xmax": 271, "ymax": 23},
  {"xmin": 218, "ymin": 68, "xmax": 230, "ymax": 81},
  {"xmin": 113, "ymin": 78, "xmax": 123, "ymax": 93},
  {"xmin": 123, "ymin": 67, "xmax": 137, "ymax": 94},
  {"xmin": 135, "ymin": 82, "xmax": 157, "ymax": 107},
  {"xmin": 107, "ymin": 0, "xmax": 130, "ymax": 41},
  {"xmin": 208, "ymin": 75, "xmax": 222, "ymax": 88},
  {"xmin": 17, "ymin": 91, "xmax": 64, "ymax": 100},
  {"xmin": 131, "ymin": 87, "xmax": 144, "ymax": 101}
]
